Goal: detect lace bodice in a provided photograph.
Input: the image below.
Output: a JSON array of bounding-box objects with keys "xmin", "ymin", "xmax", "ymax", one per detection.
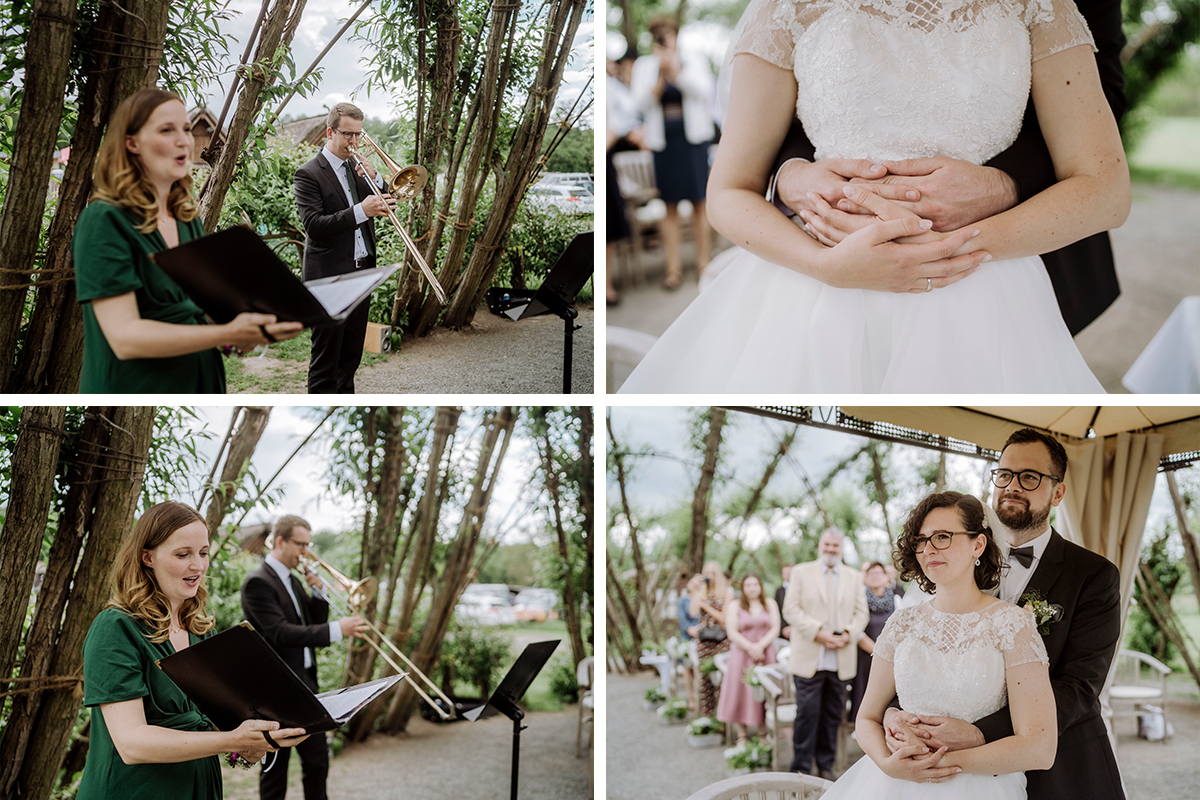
[
  {"xmin": 731, "ymin": 0, "xmax": 1094, "ymax": 163},
  {"xmin": 873, "ymin": 601, "xmax": 1048, "ymax": 722}
]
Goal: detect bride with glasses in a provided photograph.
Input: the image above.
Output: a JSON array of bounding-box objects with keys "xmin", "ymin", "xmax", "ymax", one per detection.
[{"xmin": 617, "ymin": 0, "xmax": 1125, "ymax": 393}]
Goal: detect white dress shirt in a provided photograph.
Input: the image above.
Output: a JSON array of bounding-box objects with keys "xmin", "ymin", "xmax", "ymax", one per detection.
[
  {"xmin": 1001, "ymin": 526, "xmax": 1052, "ymax": 604},
  {"xmin": 320, "ymin": 146, "xmax": 385, "ymax": 262},
  {"xmin": 818, "ymin": 562, "xmax": 840, "ymax": 672},
  {"xmin": 264, "ymin": 553, "xmax": 342, "ymax": 669}
]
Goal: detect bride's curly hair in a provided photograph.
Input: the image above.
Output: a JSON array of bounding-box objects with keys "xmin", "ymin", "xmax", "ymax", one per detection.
[
  {"xmin": 892, "ymin": 492, "xmax": 1004, "ymax": 595},
  {"xmin": 91, "ymin": 88, "xmax": 198, "ymax": 234},
  {"xmin": 107, "ymin": 501, "xmax": 215, "ymax": 643}
]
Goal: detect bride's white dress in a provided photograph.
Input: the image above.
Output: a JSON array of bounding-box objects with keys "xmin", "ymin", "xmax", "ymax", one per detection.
[
  {"xmin": 822, "ymin": 601, "xmax": 1050, "ymax": 799},
  {"xmin": 618, "ymin": 0, "xmax": 1105, "ymax": 393}
]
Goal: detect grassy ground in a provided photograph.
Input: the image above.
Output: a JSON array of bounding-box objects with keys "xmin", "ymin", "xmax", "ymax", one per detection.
[{"xmin": 221, "ymin": 329, "xmax": 388, "ymax": 393}]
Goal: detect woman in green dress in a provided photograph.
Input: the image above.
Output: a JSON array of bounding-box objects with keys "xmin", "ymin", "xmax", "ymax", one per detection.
[
  {"xmin": 73, "ymin": 88, "xmax": 303, "ymax": 393},
  {"xmin": 78, "ymin": 502, "xmax": 308, "ymax": 800}
]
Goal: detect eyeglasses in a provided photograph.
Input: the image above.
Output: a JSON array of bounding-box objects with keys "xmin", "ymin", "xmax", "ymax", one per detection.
[
  {"xmin": 334, "ymin": 129, "xmax": 364, "ymax": 141},
  {"xmin": 911, "ymin": 531, "xmax": 979, "ymax": 554},
  {"xmin": 990, "ymin": 468, "xmax": 1060, "ymax": 491}
]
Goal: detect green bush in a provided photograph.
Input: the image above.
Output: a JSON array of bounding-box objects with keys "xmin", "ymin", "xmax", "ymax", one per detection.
[
  {"xmin": 546, "ymin": 654, "xmax": 580, "ymax": 704},
  {"xmin": 437, "ymin": 622, "xmax": 512, "ymax": 698}
]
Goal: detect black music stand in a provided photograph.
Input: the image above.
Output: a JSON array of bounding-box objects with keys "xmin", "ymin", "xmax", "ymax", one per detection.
[
  {"xmin": 486, "ymin": 232, "xmax": 593, "ymax": 393},
  {"xmin": 464, "ymin": 640, "xmax": 560, "ymax": 800}
]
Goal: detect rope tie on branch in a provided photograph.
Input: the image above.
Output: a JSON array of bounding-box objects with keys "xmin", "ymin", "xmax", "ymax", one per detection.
[
  {"xmin": 491, "ymin": 0, "xmax": 522, "ymax": 9},
  {"xmin": 474, "ymin": 242, "xmax": 504, "ymax": 253},
  {"xmin": 16, "ymin": 422, "xmax": 69, "ymax": 439},
  {"xmin": 0, "ymin": 673, "xmax": 84, "ymax": 700},
  {"xmin": 0, "ymin": 265, "xmax": 76, "ymax": 291}
]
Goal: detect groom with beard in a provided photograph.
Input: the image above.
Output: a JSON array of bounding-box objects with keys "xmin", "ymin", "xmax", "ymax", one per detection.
[{"xmin": 883, "ymin": 428, "xmax": 1125, "ymax": 800}]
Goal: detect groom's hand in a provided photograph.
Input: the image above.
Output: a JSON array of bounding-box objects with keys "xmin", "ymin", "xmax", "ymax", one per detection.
[
  {"xmin": 778, "ymin": 159, "xmax": 921, "ymax": 244},
  {"xmin": 909, "ymin": 714, "xmax": 986, "ymax": 751},
  {"xmin": 884, "ymin": 708, "xmax": 930, "ymax": 752}
]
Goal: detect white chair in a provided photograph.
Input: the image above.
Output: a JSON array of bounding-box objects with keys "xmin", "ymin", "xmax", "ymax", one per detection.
[
  {"xmin": 684, "ymin": 771, "xmax": 833, "ymax": 800},
  {"xmin": 1108, "ymin": 649, "xmax": 1172, "ymax": 740},
  {"xmin": 576, "ymin": 656, "xmax": 594, "ymax": 757},
  {"xmin": 606, "ymin": 326, "xmax": 659, "ymax": 392},
  {"xmin": 756, "ymin": 664, "xmax": 797, "ymax": 771}
]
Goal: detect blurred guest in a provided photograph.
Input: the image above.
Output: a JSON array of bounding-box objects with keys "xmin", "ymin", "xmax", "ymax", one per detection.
[
  {"xmin": 606, "ymin": 46, "xmax": 643, "ymax": 306},
  {"xmin": 849, "ymin": 561, "xmax": 899, "ymax": 722},
  {"xmin": 631, "ymin": 16, "xmax": 715, "ymax": 289},
  {"xmin": 679, "ymin": 572, "xmax": 706, "ymax": 710},
  {"xmin": 693, "ymin": 560, "xmax": 732, "ymax": 717},
  {"xmin": 718, "ymin": 573, "xmax": 781, "ymax": 743},
  {"xmin": 775, "ymin": 563, "xmax": 793, "ymax": 638}
]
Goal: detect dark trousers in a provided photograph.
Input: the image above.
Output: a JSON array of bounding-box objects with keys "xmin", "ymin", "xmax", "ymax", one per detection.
[
  {"xmin": 307, "ymin": 295, "xmax": 370, "ymax": 394},
  {"xmin": 259, "ymin": 669, "xmax": 329, "ymax": 800},
  {"xmin": 790, "ymin": 670, "xmax": 849, "ymax": 774}
]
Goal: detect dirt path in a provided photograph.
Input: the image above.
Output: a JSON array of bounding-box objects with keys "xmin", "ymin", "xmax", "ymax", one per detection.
[
  {"xmin": 233, "ymin": 306, "xmax": 594, "ymax": 394},
  {"xmin": 220, "ymin": 706, "xmax": 591, "ymax": 799}
]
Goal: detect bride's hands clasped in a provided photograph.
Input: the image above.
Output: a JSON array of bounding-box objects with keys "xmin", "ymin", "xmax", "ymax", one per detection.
[
  {"xmin": 807, "ymin": 187, "xmax": 991, "ymax": 293},
  {"xmin": 881, "ymin": 742, "xmax": 963, "ymax": 783}
]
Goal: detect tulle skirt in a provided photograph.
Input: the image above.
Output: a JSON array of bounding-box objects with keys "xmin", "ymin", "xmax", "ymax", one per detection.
[
  {"xmin": 617, "ymin": 245, "xmax": 1104, "ymax": 393},
  {"xmin": 822, "ymin": 754, "xmax": 1026, "ymax": 800}
]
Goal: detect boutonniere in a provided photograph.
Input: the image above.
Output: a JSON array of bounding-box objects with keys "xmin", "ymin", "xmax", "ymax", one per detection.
[
  {"xmin": 225, "ymin": 752, "xmax": 256, "ymax": 770},
  {"xmin": 1018, "ymin": 590, "xmax": 1064, "ymax": 636}
]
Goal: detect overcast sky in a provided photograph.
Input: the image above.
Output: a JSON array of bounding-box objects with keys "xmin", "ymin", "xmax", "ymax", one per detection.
[
  {"xmin": 180, "ymin": 407, "xmax": 546, "ymax": 544},
  {"xmin": 195, "ymin": 0, "xmax": 594, "ymax": 125}
]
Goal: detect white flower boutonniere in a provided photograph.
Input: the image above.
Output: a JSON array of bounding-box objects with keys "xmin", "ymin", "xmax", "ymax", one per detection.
[{"xmin": 1018, "ymin": 590, "xmax": 1064, "ymax": 636}]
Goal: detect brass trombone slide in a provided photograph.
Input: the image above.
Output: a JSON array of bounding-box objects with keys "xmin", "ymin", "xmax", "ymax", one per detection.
[
  {"xmin": 347, "ymin": 139, "xmax": 448, "ymax": 306},
  {"xmin": 298, "ymin": 552, "xmax": 454, "ymax": 720}
]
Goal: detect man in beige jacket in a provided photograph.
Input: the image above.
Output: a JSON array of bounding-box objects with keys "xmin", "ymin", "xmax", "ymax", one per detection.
[{"xmin": 782, "ymin": 528, "xmax": 869, "ymax": 779}]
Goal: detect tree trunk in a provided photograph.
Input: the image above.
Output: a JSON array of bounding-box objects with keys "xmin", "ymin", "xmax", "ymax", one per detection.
[
  {"xmin": 577, "ymin": 407, "xmax": 594, "ymax": 643},
  {"xmin": 606, "ymin": 414, "xmax": 657, "ymax": 639},
  {"xmin": 935, "ymin": 451, "xmax": 947, "ymax": 493},
  {"xmin": 606, "ymin": 550, "xmax": 643, "ymax": 667},
  {"xmin": 196, "ymin": 0, "xmax": 308, "ymax": 230},
  {"xmin": 687, "ymin": 408, "xmax": 726, "ymax": 574},
  {"xmin": 9, "ymin": 0, "xmax": 169, "ymax": 393},
  {"xmin": 541, "ymin": 425, "xmax": 584, "ymax": 667},
  {"xmin": 1166, "ymin": 471, "xmax": 1200, "ymax": 620},
  {"xmin": 0, "ymin": 0, "xmax": 77, "ymax": 391},
  {"xmin": 868, "ymin": 442, "xmax": 892, "ymax": 537},
  {"xmin": 381, "ymin": 407, "xmax": 517, "ymax": 733},
  {"xmin": 0, "ymin": 407, "xmax": 66, "ymax": 683},
  {"xmin": 11, "ymin": 406, "xmax": 156, "ymax": 800},
  {"xmin": 436, "ymin": 0, "xmax": 587, "ymax": 331},
  {"xmin": 204, "ymin": 407, "xmax": 271, "ymax": 537},
  {"xmin": 727, "ymin": 430, "xmax": 794, "ymax": 573}
]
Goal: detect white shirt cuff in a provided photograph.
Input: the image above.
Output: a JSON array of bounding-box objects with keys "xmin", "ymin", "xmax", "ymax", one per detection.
[
  {"xmin": 329, "ymin": 621, "xmax": 343, "ymax": 643},
  {"xmin": 768, "ymin": 157, "xmax": 810, "ymax": 218},
  {"xmin": 353, "ymin": 203, "xmax": 368, "ymax": 226}
]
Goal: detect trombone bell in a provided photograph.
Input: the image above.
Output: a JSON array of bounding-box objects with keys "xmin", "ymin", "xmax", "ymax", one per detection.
[{"xmin": 389, "ymin": 165, "xmax": 428, "ymax": 202}]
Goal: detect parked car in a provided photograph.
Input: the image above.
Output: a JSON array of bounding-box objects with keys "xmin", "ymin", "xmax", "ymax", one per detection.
[
  {"xmin": 525, "ymin": 183, "xmax": 594, "ymax": 216},
  {"xmin": 455, "ymin": 593, "xmax": 518, "ymax": 626},
  {"xmin": 512, "ymin": 588, "xmax": 560, "ymax": 622},
  {"xmin": 461, "ymin": 583, "xmax": 514, "ymax": 602},
  {"xmin": 539, "ymin": 172, "xmax": 594, "ymax": 193}
]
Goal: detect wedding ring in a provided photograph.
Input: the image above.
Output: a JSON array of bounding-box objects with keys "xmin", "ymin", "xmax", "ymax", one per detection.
[{"xmin": 926, "ymin": 278, "xmax": 932, "ymax": 292}]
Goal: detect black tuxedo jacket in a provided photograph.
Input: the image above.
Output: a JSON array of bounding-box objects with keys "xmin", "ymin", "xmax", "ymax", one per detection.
[
  {"xmin": 294, "ymin": 150, "xmax": 378, "ymax": 281},
  {"xmin": 975, "ymin": 529, "xmax": 1125, "ymax": 800},
  {"xmin": 775, "ymin": 585, "xmax": 789, "ymax": 622},
  {"xmin": 241, "ymin": 561, "xmax": 332, "ymax": 683},
  {"xmin": 771, "ymin": 0, "xmax": 1125, "ymax": 335}
]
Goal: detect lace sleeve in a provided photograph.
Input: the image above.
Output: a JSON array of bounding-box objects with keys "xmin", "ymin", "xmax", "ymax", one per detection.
[
  {"xmin": 731, "ymin": 0, "xmax": 808, "ymax": 70},
  {"xmin": 997, "ymin": 603, "xmax": 1050, "ymax": 669},
  {"xmin": 1025, "ymin": 0, "xmax": 1096, "ymax": 62},
  {"xmin": 872, "ymin": 606, "xmax": 914, "ymax": 663}
]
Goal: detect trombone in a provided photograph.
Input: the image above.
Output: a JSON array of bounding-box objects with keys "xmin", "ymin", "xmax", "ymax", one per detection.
[
  {"xmin": 347, "ymin": 133, "xmax": 448, "ymax": 305},
  {"xmin": 298, "ymin": 552, "xmax": 455, "ymax": 720}
]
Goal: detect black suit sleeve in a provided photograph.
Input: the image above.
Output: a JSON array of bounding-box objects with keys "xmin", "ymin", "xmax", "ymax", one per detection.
[
  {"xmin": 241, "ymin": 574, "xmax": 333, "ymax": 651},
  {"xmin": 294, "ymin": 163, "xmax": 359, "ymax": 241}
]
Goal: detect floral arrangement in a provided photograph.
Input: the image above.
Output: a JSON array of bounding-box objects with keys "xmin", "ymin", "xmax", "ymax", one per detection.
[
  {"xmin": 687, "ymin": 716, "xmax": 725, "ymax": 736},
  {"xmin": 658, "ymin": 698, "xmax": 689, "ymax": 721},
  {"xmin": 225, "ymin": 752, "xmax": 256, "ymax": 770},
  {"xmin": 644, "ymin": 686, "xmax": 667, "ymax": 704},
  {"xmin": 698, "ymin": 658, "xmax": 719, "ymax": 676},
  {"xmin": 742, "ymin": 666, "xmax": 762, "ymax": 687},
  {"xmin": 1018, "ymin": 589, "xmax": 1064, "ymax": 636},
  {"xmin": 724, "ymin": 736, "xmax": 772, "ymax": 770}
]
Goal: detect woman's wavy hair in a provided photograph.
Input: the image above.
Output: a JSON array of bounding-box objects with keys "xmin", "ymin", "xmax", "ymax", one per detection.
[
  {"xmin": 892, "ymin": 492, "xmax": 1004, "ymax": 595},
  {"xmin": 91, "ymin": 88, "xmax": 198, "ymax": 234},
  {"xmin": 737, "ymin": 572, "xmax": 765, "ymax": 612},
  {"xmin": 107, "ymin": 501, "xmax": 215, "ymax": 642}
]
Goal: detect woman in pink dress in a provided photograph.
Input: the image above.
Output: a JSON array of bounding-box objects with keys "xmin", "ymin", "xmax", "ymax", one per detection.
[{"xmin": 717, "ymin": 573, "xmax": 781, "ymax": 743}]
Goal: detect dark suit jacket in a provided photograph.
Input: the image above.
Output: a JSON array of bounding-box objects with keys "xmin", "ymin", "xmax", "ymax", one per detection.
[
  {"xmin": 294, "ymin": 150, "xmax": 378, "ymax": 281},
  {"xmin": 771, "ymin": 0, "xmax": 1125, "ymax": 335},
  {"xmin": 775, "ymin": 584, "xmax": 789, "ymax": 622},
  {"xmin": 974, "ymin": 530, "xmax": 1125, "ymax": 800},
  {"xmin": 241, "ymin": 561, "xmax": 332, "ymax": 682}
]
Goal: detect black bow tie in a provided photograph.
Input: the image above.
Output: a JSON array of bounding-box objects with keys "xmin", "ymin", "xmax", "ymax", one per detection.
[{"xmin": 1009, "ymin": 546, "xmax": 1034, "ymax": 569}]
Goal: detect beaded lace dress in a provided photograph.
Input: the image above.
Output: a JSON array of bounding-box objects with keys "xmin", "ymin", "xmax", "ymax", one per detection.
[
  {"xmin": 821, "ymin": 601, "xmax": 1050, "ymax": 799},
  {"xmin": 617, "ymin": 0, "xmax": 1105, "ymax": 394}
]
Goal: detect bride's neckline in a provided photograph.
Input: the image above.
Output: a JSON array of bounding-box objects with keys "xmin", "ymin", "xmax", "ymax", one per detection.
[{"xmin": 925, "ymin": 597, "xmax": 1004, "ymax": 617}]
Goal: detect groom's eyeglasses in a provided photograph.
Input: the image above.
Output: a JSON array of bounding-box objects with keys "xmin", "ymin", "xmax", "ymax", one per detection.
[
  {"xmin": 911, "ymin": 531, "xmax": 980, "ymax": 553},
  {"xmin": 990, "ymin": 468, "xmax": 1060, "ymax": 492}
]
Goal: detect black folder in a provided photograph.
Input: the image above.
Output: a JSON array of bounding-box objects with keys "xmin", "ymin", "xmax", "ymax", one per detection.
[
  {"xmin": 464, "ymin": 640, "xmax": 559, "ymax": 722},
  {"xmin": 156, "ymin": 623, "xmax": 403, "ymax": 733},
  {"xmin": 150, "ymin": 226, "xmax": 397, "ymax": 327}
]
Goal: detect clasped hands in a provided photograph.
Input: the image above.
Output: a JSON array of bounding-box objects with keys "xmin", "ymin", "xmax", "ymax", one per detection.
[
  {"xmin": 776, "ymin": 156, "xmax": 1018, "ymax": 293},
  {"xmin": 877, "ymin": 707, "xmax": 985, "ymax": 783}
]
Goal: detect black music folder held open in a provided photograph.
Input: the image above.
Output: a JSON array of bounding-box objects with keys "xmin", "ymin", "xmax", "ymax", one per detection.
[
  {"xmin": 150, "ymin": 226, "xmax": 397, "ymax": 327},
  {"xmin": 156, "ymin": 623, "xmax": 403, "ymax": 733}
]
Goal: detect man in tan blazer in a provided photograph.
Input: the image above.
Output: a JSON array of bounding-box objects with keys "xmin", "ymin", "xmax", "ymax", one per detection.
[{"xmin": 782, "ymin": 528, "xmax": 869, "ymax": 779}]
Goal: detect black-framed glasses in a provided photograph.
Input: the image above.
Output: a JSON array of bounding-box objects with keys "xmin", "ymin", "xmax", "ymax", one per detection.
[
  {"xmin": 990, "ymin": 468, "xmax": 1060, "ymax": 491},
  {"xmin": 333, "ymin": 129, "xmax": 364, "ymax": 141},
  {"xmin": 912, "ymin": 531, "xmax": 979, "ymax": 554}
]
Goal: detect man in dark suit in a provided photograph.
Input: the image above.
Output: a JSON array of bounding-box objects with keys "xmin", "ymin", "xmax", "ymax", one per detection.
[
  {"xmin": 294, "ymin": 102, "xmax": 395, "ymax": 393},
  {"xmin": 885, "ymin": 428, "xmax": 1125, "ymax": 800},
  {"xmin": 775, "ymin": 563, "xmax": 792, "ymax": 638},
  {"xmin": 768, "ymin": 0, "xmax": 1125, "ymax": 335},
  {"xmin": 241, "ymin": 515, "xmax": 368, "ymax": 800}
]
